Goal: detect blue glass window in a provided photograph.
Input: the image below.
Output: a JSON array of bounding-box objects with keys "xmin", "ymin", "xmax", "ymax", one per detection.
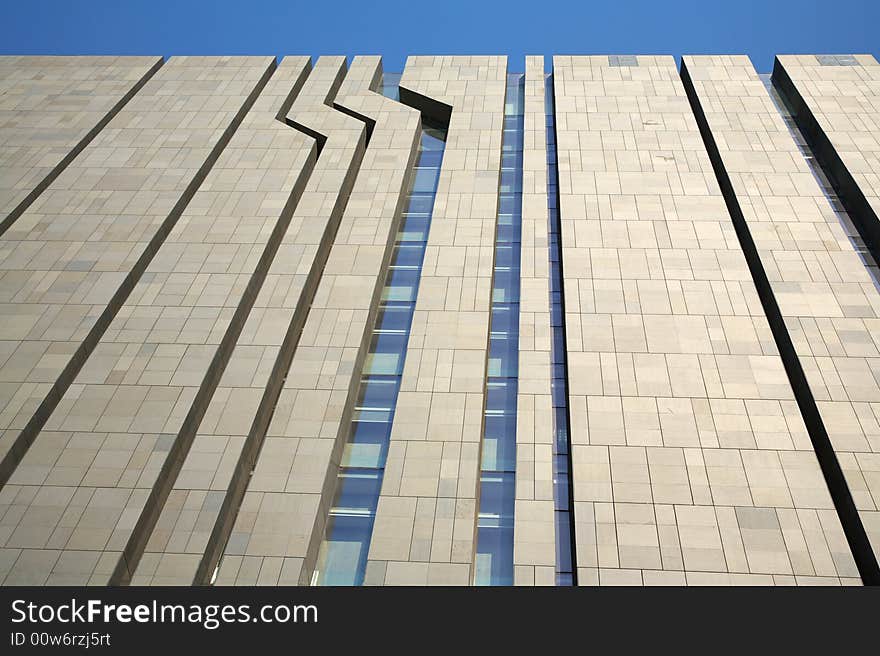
[
  {"xmin": 496, "ymin": 212, "xmax": 522, "ymax": 243},
  {"xmin": 315, "ymin": 73, "xmax": 447, "ymax": 586},
  {"xmin": 364, "ymin": 332, "xmax": 408, "ymax": 375},
  {"xmin": 381, "ymin": 268, "xmax": 420, "ymax": 302},
  {"xmin": 475, "ymin": 73, "xmax": 524, "ymax": 586},
  {"xmin": 489, "ymin": 303, "xmax": 519, "ymax": 336},
  {"xmin": 498, "ymin": 194, "xmax": 521, "ymax": 217},
  {"xmin": 397, "ymin": 214, "xmax": 430, "ymax": 242},
  {"xmin": 406, "ymin": 192, "xmax": 436, "ymax": 214},
  {"xmin": 389, "ymin": 243, "xmax": 425, "ymax": 269},
  {"xmin": 314, "ymin": 468, "xmax": 382, "ymax": 585},
  {"xmin": 411, "ymin": 167, "xmax": 440, "ymax": 193},
  {"xmin": 482, "ymin": 379, "xmax": 518, "ymax": 471},
  {"xmin": 375, "ymin": 302, "xmax": 414, "ymax": 333},
  {"xmin": 343, "ymin": 419, "xmax": 392, "ymax": 469},
  {"xmin": 418, "ymin": 150, "xmax": 444, "ymax": 168},
  {"xmin": 475, "ymin": 471, "xmax": 515, "ymax": 586}
]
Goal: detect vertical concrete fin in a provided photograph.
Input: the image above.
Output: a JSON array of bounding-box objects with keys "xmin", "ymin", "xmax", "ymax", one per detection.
[
  {"xmin": 512, "ymin": 55, "xmax": 561, "ymax": 586},
  {"xmin": 110, "ymin": 57, "xmax": 320, "ymax": 584},
  {"xmin": 290, "ymin": 56, "xmax": 426, "ymax": 586},
  {"xmin": 553, "ymin": 54, "xmax": 857, "ymax": 587}
]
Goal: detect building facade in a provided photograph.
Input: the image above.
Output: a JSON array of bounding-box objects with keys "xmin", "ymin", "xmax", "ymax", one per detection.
[{"xmin": 0, "ymin": 53, "xmax": 878, "ymax": 586}]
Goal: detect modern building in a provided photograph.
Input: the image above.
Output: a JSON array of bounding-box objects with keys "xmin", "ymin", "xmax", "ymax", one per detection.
[{"xmin": 0, "ymin": 53, "xmax": 878, "ymax": 586}]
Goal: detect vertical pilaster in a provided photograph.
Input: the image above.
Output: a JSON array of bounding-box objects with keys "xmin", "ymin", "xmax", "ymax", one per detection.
[{"xmin": 513, "ymin": 56, "xmax": 556, "ymax": 585}]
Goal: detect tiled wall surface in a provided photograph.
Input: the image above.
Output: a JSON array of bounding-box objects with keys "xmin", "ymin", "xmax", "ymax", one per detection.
[
  {"xmin": 685, "ymin": 53, "xmax": 879, "ymax": 574},
  {"xmin": 363, "ymin": 56, "xmax": 506, "ymax": 586},
  {"xmin": 130, "ymin": 55, "xmax": 317, "ymax": 585},
  {"xmin": 776, "ymin": 55, "xmax": 880, "ymax": 229},
  {"xmin": 0, "ymin": 53, "xmax": 877, "ymax": 586},
  {"xmin": 554, "ymin": 55, "xmax": 857, "ymax": 585},
  {"xmin": 212, "ymin": 55, "xmax": 419, "ymax": 587},
  {"xmin": 0, "ymin": 56, "xmax": 282, "ymax": 585},
  {"xmin": 0, "ymin": 56, "xmax": 162, "ymax": 229},
  {"xmin": 513, "ymin": 56, "xmax": 557, "ymax": 585}
]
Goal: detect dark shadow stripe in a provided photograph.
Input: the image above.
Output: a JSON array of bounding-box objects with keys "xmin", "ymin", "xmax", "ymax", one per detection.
[
  {"xmin": 771, "ymin": 58, "xmax": 880, "ymax": 272},
  {"xmin": 282, "ymin": 118, "xmax": 327, "ymax": 154},
  {"xmin": 680, "ymin": 58, "xmax": 880, "ymax": 586},
  {"xmin": 0, "ymin": 57, "xmax": 164, "ymax": 238},
  {"xmin": 110, "ymin": 60, "xmax": 317, "ymax": 584},
  {"xmin": 546, "ymin": 69, "xmax": 578, "ymax": 586},
  {"xmin": 0, "ymin": 58, "xmax": 277, "ymax": 490},
  {"xmin": 192, "ymin": 61, "xmax": 374, "ymax": 585}
]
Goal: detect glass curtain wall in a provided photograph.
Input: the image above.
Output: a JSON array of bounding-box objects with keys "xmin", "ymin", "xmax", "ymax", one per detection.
[
  {"xmin": 313, "ymin": 72, "xmax": 448, "ymax": 585},
  {"xmin": 474, "ymin": 73, "xmax": 525, "ymax": 586}
]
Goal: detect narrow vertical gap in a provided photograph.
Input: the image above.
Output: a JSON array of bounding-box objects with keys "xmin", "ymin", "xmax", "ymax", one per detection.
[
  {"xmin": 545, "ymin": 72, "xmax": 577, "ymax": 586},
  {"xmin": 680, "ymin": 59, "xmax": 880, "ymax": 586},
  {"xmin": 473, "ymin": 72, "xmax": 524, "ymax": 586},
  {"xmin": 307, "ymin": 71, "xmax": 448, "ymax": 586}
]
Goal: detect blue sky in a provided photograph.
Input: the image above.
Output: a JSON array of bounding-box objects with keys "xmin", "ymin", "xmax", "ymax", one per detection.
[{"xmin": 1, "ymin": 0, "xmax": 877, "ymax": 73}]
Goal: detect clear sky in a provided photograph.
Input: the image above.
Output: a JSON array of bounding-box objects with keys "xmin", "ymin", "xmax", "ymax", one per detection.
[{"xmin": 1, "ymin": 0, "xmax": 877, "ymax": 73}]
